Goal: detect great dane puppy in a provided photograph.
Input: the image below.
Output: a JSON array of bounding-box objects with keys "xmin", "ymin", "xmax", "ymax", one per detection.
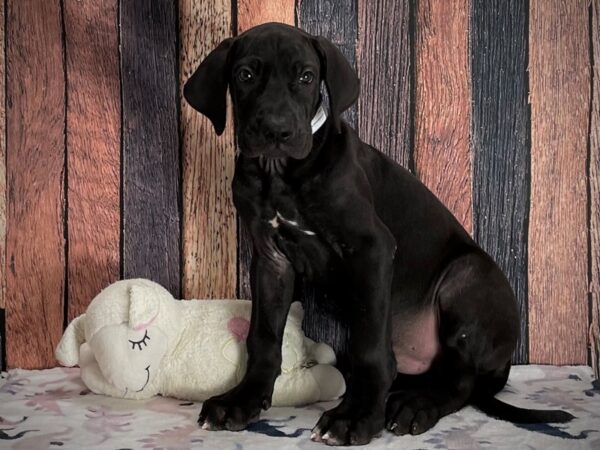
[{"xmin": 184, "ymin": 23, "xmax": 573, "ymax": 445}]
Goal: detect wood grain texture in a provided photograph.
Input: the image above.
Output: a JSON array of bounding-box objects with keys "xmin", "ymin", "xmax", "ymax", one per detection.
[
  {"xmin": 180, "ymin": 0, "xmax": 237, "ymax": 299},
  {"xmin": 238, "ymin": 0, "xmax": 295, "ymax": 32},
  {"xmin": 297, "ymin": 0, "xmax": 356, "ymax": 368},
  {"xmin": 6, "ymin": 0, "xmax": 66, "ymax": 369},
  {"xmin": 471, "ymin": 0, "xmax": 530, "ymax": 364},
  {"xmin": 121, "ymin": 0, "xmax": 181, "ymax": 297},
  {"xmin": 236, "ymin": 1, "xmax": 295, "ymax": 300},
  {"xmin": 590, "ymin": 0, "xmax": 600, "ymax": 377},
  {"xmin": 357, "ymin": 0, "xmax": 412, "ymax": 168},
  {"xmin": 64, "ymin": 0, "xmax": 121, "ymax": 321},
  {"xmin": 414, "ymin": 0, "xmax": 472, "ymax": 234},
  {"xmin": 528, "ymin": 0, "xmax": 589, "ymax": 364}
]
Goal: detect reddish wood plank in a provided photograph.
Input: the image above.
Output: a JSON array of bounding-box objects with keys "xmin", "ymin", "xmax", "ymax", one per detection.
[
  {"xmin": 6, "ymin": 0, "xmax": 66, "ymax": 369},
  {"xmin": 590, "ymin": 0, "xmax": 600, "ymax": 377},
  {"xmin": 238, "ymin": 0, "xmax": 294, "ymax": 32},
  {"xmin": 357, "ymin": 0, "xmax": 411, "ymax": 168},
  {"xmin": 413, "ymin": 0, "xmax": 472, "ymax": 233},
  {"xmin": 528, "ymin": 0, "xmax": 589, "ymax": 364},
  {"xmin": 236, "ymin": 1, "xmax": 295, "ymax": 299},
  {"xmin": 64, "ymin": 0, "xmax": 120, "ymax": 321},
  {"xmin": 180, "ymin": 0, "xmax": 237, "ymax": 299}
]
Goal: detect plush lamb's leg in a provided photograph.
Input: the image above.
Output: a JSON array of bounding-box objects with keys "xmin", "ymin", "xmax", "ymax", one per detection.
[{"xmin": 271, "ymin": 364, "xmax": 346, "ymax": 406}]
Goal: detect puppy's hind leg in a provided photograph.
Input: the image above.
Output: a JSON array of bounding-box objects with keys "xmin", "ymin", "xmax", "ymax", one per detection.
[{"xmin": 386, "ymin": 252, "xmax": 520, "ymax": 435}]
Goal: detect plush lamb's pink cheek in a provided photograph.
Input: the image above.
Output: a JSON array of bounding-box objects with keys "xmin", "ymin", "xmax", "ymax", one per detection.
[{"xmin": 228, "ymin": 317, "xmax": 250, "ymax": 342}]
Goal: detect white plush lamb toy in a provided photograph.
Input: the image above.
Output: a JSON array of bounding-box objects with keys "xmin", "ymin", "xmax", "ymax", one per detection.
[{"xmin": 55, "ymin": 278, "xmax": 345, "ymax": 406}]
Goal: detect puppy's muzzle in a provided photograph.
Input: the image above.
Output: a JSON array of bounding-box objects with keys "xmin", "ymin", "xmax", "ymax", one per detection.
[{"xmin": 256, "ymin": 114, "xmax": 295, "ymax": 144}]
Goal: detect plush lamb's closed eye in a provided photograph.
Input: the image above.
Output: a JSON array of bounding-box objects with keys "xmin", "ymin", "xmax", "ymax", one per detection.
[{"xmin": 55, "ymin": 278, "xmax": 345, "ymax": 406}]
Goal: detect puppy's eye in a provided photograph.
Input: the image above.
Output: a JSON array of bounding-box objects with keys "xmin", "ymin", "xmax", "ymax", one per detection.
[
  {"xmin": 299, "ymin": 71, "xmax": 314, "ymax": 84},
  {"xmin": 129, "ymin": 330, "xmax": 150, "ymax": 351},
  {"xmin": 237, "ymin": 68, "xmax": 254, "ymax": 83}
]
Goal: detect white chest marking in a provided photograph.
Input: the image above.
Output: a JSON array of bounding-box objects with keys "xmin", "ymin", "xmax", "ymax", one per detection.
[{"xmin": 269, "ymin": 211, "xmax": 316, "ymax": 236}]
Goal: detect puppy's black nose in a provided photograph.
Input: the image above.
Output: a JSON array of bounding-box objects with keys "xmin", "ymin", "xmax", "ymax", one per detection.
[{"xmin": 262, "ymin": 115, "xmax": 294, "ymax": 143}]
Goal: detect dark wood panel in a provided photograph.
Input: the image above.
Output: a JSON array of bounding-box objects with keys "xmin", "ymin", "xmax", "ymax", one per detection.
[
  {"xmin": 297, "ymin": 0, "xmax": 356, "ymax": 369},
  {"xmin": 6, "ymin": 0, "xmax": 66, "ymax": 369},
  {"xmin": 121, "ymin": 0, "xmax": 181, "ymax": 297},
  {"xmin": 236, "ymin": 1, "xmax": 295, "ymax": 300},
  {"xmin": 471, "ymin": 0, "xmax": 529, "ymax": 364},
  {"xmin": 528, "ymin": 0, "xmax": 589, "ymax": 364},
  {"xmin": 180, "ymin": 0, "xmax": 237, "ymax": 299},
  {"xmin": 64, "ymin": 0, "xmax": 121, "ymax": 321},
  {"xmin": 414, "ymin": 0, "xmax": 472, "ymax": 234},
  {"xmin": 590, "ymin": 0, "xmax": 600, "ymax": 377},
  {"xmin": 357, "ymin": 0, "xmax": 411, "ymax": 168}
]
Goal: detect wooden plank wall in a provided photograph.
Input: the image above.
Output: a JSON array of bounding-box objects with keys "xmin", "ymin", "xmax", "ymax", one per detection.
[
  {"xmin": 121, "ymin": 0, "xmax": 181, "ymax": 296},
  {"xmin": 0, "ymin": 0, "xmax": 597, "ymax": 372},
  {"xmin": 589, "ymin": 0, "xmax": 599, "ymax": 377},
  {"xmin": 528, "ymin": 0, "xmax": 590, "ymax": 364},
  {"xmin": 6, "ymin": 0, "xmax": 66, "ymax": 369},
  {"xmin": 180, "ymin": 0, "xmax": 237, "ymax": 300},
  {"xmin": 64, "ymin": 0, "xmax": 121, "ymax": 322},
  {"xmin": 414, "ymin": 0, "xmax": 472, "ymax": 234},
  {"xmin": 471, "ymin": 0, "xmax": 530, "ymax": 363}
]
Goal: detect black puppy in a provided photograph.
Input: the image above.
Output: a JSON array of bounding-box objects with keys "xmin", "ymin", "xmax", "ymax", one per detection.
[{"xmin": 184, "ymin": 23, "xmax": 573, "ymax": 446}]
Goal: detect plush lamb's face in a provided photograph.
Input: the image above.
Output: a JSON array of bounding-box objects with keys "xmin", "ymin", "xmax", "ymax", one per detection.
[{"xmin": 90, "ymin": 321, "xmax": 168, "ymax": 394}]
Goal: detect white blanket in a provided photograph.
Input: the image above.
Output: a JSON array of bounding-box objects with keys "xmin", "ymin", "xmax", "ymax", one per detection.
[{"xmin": 0, "ymin": 365, "xmax": 598, "ymax": 449}]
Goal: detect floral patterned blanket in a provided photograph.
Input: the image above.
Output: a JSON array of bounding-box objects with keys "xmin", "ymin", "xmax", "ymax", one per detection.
[{"xmin": 0, "ymin": 365, "xmax": 598, "ymax": 449}]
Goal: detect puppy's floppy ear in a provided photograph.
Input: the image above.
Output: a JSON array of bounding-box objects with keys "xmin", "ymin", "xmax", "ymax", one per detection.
[
  {"xmin": 312, "ymin": 36, "xmax": 360, "ymax": 134},
  {"xmin": 183, "ymin": 38, "xmax": 234, "ymax": 136}
]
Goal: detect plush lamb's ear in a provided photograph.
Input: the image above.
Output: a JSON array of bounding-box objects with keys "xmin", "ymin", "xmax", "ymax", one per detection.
[
  {"xmin": 128, "ymin": 284, "xmax": 160, "ymax": 330},
  {"xmin": 288, "ymin": 302, "xmax": 305, "ymax": 324},
  {"xmin": 312, "ymin": 36, "xmax": 360, "ymax": 134},
  {"xmin": 55, "ymin": 314, "xmax": 87, "ymax": 367},
  {"xmin": 183, "ymin": 38, "xmax": 235, "ymax": 136}
]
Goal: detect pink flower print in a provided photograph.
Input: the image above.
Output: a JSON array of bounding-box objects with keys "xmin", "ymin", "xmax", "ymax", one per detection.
[
  {"xmin": 84, "ymin": 406, "xmax": 132, "ymax": 443},
  {"xmin": 228, "ymin": 317, "xmax": 250, "ymax": 342},
  {"xmin": 24, "ymin": 387, "xmax": 76, "ymax": 416},
  {"xmin": 138, "ymin": 424, "xmax": 202, "ymax": 450}
]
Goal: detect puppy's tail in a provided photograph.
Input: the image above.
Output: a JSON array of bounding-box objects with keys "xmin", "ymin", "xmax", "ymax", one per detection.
[{"xmin": 473, "ymin": 395, "xmax": 575, "ymax": 424}]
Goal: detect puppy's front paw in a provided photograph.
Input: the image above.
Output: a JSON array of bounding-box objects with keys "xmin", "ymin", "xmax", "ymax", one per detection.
[
  {"xmin": 311, "ymin": 401, "xmax": 384, "ymax": 446},
  {"xmin": 198, "ymin": 389, "xmax": 265, "ymax": 432}
]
